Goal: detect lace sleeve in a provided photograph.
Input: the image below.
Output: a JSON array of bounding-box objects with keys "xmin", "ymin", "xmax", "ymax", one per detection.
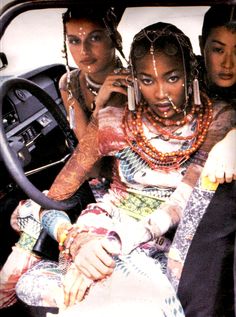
[{"xmin": 48, "ymin": 117, "xmax": 101, "ymax": 200}]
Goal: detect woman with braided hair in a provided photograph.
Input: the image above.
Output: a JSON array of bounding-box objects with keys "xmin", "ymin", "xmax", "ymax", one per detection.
[
  {"xmin": 60, "ymin": 4, "xmax": 126, "ymax": 141},
  {"xmin": 59, "ymin": 4, "xmax": 129, "ymax": 187},
  {"xmin": 16, "ymin": 22, "xmax": 235, "ymax": 316},
  {"xmin": 0, "ymin": 3, "xmax": 127, "ymax": 313}
]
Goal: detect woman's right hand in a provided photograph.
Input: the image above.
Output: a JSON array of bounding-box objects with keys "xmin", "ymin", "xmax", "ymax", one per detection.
[
  {"xmin": 202, "ymin": 129, "xmax": 236, "ymax": 183},
  {"xmin": 74, "ymin": 236, "xmax": 120, "ymax": 280},
  {"xmin": 93, "ymin": 69, "xmax": 130, "ymax": 115}
]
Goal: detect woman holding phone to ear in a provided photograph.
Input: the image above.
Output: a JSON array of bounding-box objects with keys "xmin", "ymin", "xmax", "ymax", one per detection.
[{"xmin": 0, "ymin": 3, "xmax": 128, "ymax": 311}]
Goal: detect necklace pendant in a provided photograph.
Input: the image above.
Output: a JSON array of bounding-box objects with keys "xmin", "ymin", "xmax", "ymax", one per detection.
[{"xmin": 161, "ymin": 135, "xmax": 170, "ymax": 141}]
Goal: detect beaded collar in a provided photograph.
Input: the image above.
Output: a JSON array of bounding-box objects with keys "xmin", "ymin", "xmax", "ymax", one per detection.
[
  {"xmin": 122, "ymin": 92, "xmax": 213, "ymax": 171},
  {"xmin": 85, "ymin": 57, "xmax": 123, "ymax": 96},
  {"xmin": 85, "ymin": 73, "xmax": 102, "ymax": 96}
]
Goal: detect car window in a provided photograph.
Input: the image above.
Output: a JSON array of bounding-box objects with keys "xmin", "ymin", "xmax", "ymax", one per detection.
[
  {"xmin": 1, "ymin": 6, "xmax": 209, "ymax": 76},
  {"xmin": 1, "ymin": 9, "xmax": 65, "ymax": 76},
  {"xmin": 119, "ymin": 6, "xmax": 209, "ymax": 60}
]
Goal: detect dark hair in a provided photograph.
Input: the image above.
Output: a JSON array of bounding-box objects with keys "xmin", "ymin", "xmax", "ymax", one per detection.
[
  {"xmin": 62, "ymin": 4, "xmax": 125, "ymax": 58},
  {"xmin": 63, "ymin": 6, "xmax": 120, "ymax": 27},
  {"xmin": 201, "ymin": 5, "xmax": 236, "ymax": 48},
  {"xmin": 130, "ymin": 22, "xmax": 197, "ymax": 90}
]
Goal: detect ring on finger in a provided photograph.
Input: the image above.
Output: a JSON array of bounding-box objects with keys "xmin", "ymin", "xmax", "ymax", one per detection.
[
  {"xmin": 113, "ymin": 68, "xmax": 122, "ymax": 74},
  {"xmin": 125, "ymin": 75, "xmax": 133, "ymax": 85},
  {"xmin": 113, "ymin": 81, "xmax": 122, "ymax": 87}
]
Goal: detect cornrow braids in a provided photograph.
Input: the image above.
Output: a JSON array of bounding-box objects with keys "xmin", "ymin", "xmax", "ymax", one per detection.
[
  {"xmin": 62, "ymin": 5, "xmax": 126, "ymax": 61},
  {"xmin": 130, "ymin": 22, "xmax": 198, "ymax": 105},
  {"xmin": 61, "ymin": 19, "xmax": 72, "ymax": 98}
]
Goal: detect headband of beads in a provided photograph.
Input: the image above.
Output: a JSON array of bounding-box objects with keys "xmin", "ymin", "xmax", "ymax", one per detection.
[{"xmin": 129, "ymin": 22, "xmax": 200, "ymax": 109}]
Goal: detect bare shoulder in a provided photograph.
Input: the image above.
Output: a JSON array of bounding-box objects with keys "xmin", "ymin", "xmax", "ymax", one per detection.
[
  {"xmin": 58, "ymin": 72, "xmax": 68, "ymax": 90},
  {"xmin": 59, "ymin": 69, "xmax": 80, "ymax": 91}
]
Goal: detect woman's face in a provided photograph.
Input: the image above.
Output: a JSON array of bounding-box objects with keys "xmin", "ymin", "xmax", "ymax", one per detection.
[
  {"xmin": 203, "ymin": 26, "xmax": 236, "ymax": 88},
  {"xmin": 66, "ymin": 18, "xmax": 115, "ymax": 74},
  {"xmin": 136, "ymin": 52, "xmax": 185, "ymax": 120}
]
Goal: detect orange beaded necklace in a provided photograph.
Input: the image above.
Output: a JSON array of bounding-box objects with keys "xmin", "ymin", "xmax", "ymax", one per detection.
[{"xmin": 122, "ymin": 92, "xmax": 213, "ymax": 171}]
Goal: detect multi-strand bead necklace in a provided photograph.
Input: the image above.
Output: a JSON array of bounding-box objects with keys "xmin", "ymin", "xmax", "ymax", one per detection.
[{"xmin": 122, "ymin": 92, "xmax": 213, "ymax": 171}]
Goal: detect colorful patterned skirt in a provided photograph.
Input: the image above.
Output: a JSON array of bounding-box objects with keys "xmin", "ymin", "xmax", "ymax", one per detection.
[{"xmin": 16, "ymin": 249, "xmax": 184, "ymax": 317}]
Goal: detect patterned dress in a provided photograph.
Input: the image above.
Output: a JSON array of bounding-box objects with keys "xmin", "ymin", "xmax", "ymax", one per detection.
[
  {"xmin": 16, "ymin": 101, "xmax": 236, "ymax": 316},
  {"xmin": 0, "ymin": 69, "xmax": 108, "ymax": 309}
]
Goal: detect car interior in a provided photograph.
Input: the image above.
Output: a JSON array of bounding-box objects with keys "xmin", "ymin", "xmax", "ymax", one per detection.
[{"xmin": 0, "ymin": 0, "xmax": 235, "ymax": 316}]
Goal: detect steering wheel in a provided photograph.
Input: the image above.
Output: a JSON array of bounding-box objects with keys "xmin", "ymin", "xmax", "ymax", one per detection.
[{"xmin": 0, "ymin": 77, "xmax": 95, "ymax": 211}]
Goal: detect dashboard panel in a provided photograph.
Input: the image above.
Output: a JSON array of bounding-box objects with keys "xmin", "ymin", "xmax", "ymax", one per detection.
[{"xmin": 0, "ymin": 63, "xmax": 69, "ymax": 192}]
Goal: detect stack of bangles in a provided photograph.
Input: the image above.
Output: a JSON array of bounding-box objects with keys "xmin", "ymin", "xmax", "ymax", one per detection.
[{"xmin": 58, "ymin": 224, "xmax": 89, "ymax": 260}]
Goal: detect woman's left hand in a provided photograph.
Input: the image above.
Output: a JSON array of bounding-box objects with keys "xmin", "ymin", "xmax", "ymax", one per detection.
[
  {"xmin": 74, "ymin": 236, "xmax": 120, "ymax": 280},
  {"xmin": 63, "ymin": 262, "xmax": 93, "ymax": 307}
]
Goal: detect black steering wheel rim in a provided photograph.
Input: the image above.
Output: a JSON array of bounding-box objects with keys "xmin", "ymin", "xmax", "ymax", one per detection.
[{"xmin": 0, "ymin": 77, "xmax": 94, "ymax": 210}]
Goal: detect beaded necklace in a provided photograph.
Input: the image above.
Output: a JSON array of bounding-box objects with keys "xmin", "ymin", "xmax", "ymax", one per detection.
[
  {"xmin": 85, "ymin": 73, "xmax": 102, "ymax": 96},
  {"xmin": 84, "ymin": 57, "xmax": 123, "ymax": 97},
  {"xmin": 122, "ymin": 92, "xmax": 213, "ymax": 171}
]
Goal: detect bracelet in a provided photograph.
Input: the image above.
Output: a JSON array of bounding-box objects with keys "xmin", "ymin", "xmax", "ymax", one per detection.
[
  {"xmin": 59, "ymin": 224, "xmax": 89, "ymax": 259},
  {"xmin": 90, "ymin": 100, "xmax": 96, "ymax": 112},
  {"xmin": 41, "ymin": 209, "xmax": 71, "ymax": 240},
  {"xmin": 59, "ymin": 225, "xmax": 74, "ymax": 259}
]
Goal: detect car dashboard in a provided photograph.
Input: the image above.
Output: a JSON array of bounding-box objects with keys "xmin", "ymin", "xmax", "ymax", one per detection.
[
  {"xmin": 0, "ymin": 64, "xmax": 71, "ymax": 265},
  {"xmin": 1, "ymin": 64, "xmax": 69, "ymax": 191}
]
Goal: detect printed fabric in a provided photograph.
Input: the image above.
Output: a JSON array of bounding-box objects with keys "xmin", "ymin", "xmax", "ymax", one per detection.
[
  {"xmin": 0, "ymin": 197, "xmax": 42, "ymax": 308},
  {"xmin": 15, "ymin": 100, "xmax": 236, "ymax": 315}
]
